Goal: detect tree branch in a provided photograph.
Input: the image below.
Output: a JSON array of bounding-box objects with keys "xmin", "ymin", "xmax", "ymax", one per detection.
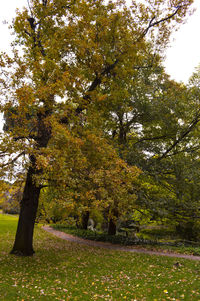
[
  {"xmin": 26, "ymin": 17, "xmax": 46, "ymax": 57},
  {"xmin": 27, "ymin": 0, "xmax": 34, "ymax": 17},
  {"xmin": 159, "ymin": 114, "xmax": 200, "ymax": 160},
  {"xmin": 42, "ymin": 0, "xmax": 48, "ymax": 6},
  {"xmin": 160, "ymin": 145, "xmax": 200, "ymax": 158},
  {"xmin": 142, "ymin": 6, "xmax": 181, "ymax": 38},
  {"xmin": 0, "ymin": 151, "xmax": 25, "ymax": 168},
  {"xmin": 75, "ymin": 59, "xmax": 119, "ymax": 114},
  {"xmin": 76, "ymin": 5, "xmax": 182, "ymax": 114},
  {"xmin": 134, "ymin": 135, "xmax": 171, "ymax": 145},
  {"xmin": 13, "ymin": 135, "xmax": 36, "ymax": 141},
  {"xmin": 63, "ymin": 4, "xmax": 184, "ymax": 121}
]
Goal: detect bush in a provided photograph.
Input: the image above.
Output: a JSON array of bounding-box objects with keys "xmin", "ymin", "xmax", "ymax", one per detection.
[
  {"xmin": 176, "ymin": 221, "xmax": 200, "ymax": 241},
  {"xmin": 52, "ymin": 224, "xmax": 200, "ymax": 251},
  {"xmin": 52, "ymin": 224, "xmax": 161, "ymax": 246},
  {"xmin": 2, "ymin": 198, "xmax": 20, "ymax": 215}
]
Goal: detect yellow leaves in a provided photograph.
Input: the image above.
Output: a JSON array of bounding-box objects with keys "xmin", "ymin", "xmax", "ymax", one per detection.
[
  {"xmin": 15, "ymin": 85, "xmax": 35, "ymax": 105},
  {"xmin": 36, "ymin": 86, "xmax": 52, "ymax": 101},
  {"xmin": 36, "ymin": 154, "xmax": 50, "ymax": 170},
  {"xmin": 47, "ymin": 123, "xmax": 141, "ymax": 218},
  {"xmin": 98, "ymin": 95, "xmax": 107, "ymax": 102}
]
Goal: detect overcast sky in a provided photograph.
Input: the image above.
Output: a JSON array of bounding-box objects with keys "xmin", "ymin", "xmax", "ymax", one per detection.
[{"xmin": 165, "ymin": 1, "xmax": 200, "ymax": 82}]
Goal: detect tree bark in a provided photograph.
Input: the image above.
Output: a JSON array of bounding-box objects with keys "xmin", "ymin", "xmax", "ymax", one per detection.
[
  {"xmin": 108, "ymin": 218, "xmax": 117, "ymax": 235},
  {"xmin": 10, "ymin": 107, "xmax": 52, "ymax": 256},
  {"xmin": 81, "ymin": 211, "xmax": 90, "ymax": 230},
  {"xmin": 10, "ymin": 160, "xmax": 40, "ymax": 256},
  {"xmin": 108, "ymin": 208, "xmax": 119, "ymax": 235}
]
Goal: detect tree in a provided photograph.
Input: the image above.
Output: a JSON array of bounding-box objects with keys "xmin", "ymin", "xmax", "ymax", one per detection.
[
  {"xmin": 0, "ymin": 0, "xmax": 194, "ymax": 255},
  {"xmin": 123, "ymin": 75, "xmax": 200, "ymax": 234},
  {"xmin": 38, "ymin": 125, "xmax": 140, "ymax": 233}
]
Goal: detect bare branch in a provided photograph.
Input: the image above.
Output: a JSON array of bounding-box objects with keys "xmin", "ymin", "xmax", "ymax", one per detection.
[
  {"xmin": 27, "ymin": 0, "xmax": 34, "ymax": 17},
  {"xmin": 42, "ymin": 0, "xmax": 48, "ymax": 7},
  {"xmin": 142, "ymin": 6, "xmax": 181, "ymax": 38},
  {"xmin": 0, "ymin": 151, "xmax": 25, "ymax": 168},
  {"xmin": 24, "ymin": 30, "xmax": 31, "ymax": 37},
  {"xmin": 13, "ymin": 135, "xmax": 36, "ymax": 141}
]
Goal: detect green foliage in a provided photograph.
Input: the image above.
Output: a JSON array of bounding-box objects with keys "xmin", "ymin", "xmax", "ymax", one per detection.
[
  {"xmin": 175, "ymin": 221, "xmax": 200, "ymax": 242},
  {"xmin": 37, "ymin": 187, "xmax": 73, "ymax": 223},
  {"xmin": 0, "ymin": 181, "xmax": 22, "ymax": 215},
  {"xmin": 1, "ymin": 198, "xmax": 20, "ymax": 215}
]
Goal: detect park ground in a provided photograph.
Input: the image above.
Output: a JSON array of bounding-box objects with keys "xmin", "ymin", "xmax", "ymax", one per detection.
[{"xmin": 0, "ymin": 214, "xmax": 200, "ymax": 300}]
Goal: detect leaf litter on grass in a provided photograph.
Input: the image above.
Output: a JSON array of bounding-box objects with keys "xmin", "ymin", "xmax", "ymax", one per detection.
[{"xmin": 0, "ymin": 216, "xmax": 200, "ymax": 300}]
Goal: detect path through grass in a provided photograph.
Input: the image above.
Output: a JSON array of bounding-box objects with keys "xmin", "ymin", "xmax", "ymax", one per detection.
[{"xmin": 0, "ymin": 214, "xmax": 200, "ymax": 300}]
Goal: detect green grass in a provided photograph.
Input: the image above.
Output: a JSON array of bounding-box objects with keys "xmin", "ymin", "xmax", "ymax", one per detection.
[
  {"xmin": 52, "ymin": 224, "xmax": 200, "ymax": 256},
  {"xmin": 0, "ymin": 214, "xmax": 200, "ymax": 300}
]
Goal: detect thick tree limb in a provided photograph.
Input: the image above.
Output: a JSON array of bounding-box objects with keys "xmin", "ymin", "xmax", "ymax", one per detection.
[{"xmin": 75, "ymin": 59, "xmax": 119, "ymax": 114}]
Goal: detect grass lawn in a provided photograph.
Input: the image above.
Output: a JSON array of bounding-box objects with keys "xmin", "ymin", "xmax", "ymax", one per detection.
[{"xmin": 0, "ymin": 214, "xmax": 200, "ymax": 300}]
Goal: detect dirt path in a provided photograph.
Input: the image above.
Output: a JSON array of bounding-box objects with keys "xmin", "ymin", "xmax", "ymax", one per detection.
[{"xmin": 42, "ymin": 226, "xmax": 200, "ymax": 261}]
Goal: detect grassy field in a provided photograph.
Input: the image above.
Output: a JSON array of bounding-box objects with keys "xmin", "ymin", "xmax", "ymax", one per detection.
[{"xmin": 0, "ymin": 214, "xmax": 200, "ymax": 300}]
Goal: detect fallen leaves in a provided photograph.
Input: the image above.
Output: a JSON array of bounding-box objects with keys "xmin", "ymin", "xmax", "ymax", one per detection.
[{"xmin": 1, "ymin": 216, "xmax": 200, "ymax": 300}]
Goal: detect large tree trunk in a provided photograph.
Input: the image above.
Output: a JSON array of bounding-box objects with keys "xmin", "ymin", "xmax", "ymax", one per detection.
[
  {"xmin": 10, "ymin": 159, "xmax": 41, "ymax": 256},
  {"xmin": 11, "ymin": 108, "xmax": 52, "ymax": 256}
]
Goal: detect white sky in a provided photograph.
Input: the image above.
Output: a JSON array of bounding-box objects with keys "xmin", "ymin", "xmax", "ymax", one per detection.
[{"xmin": 164, "ymin": 0, "xmax": 200, "ymax": 83}]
